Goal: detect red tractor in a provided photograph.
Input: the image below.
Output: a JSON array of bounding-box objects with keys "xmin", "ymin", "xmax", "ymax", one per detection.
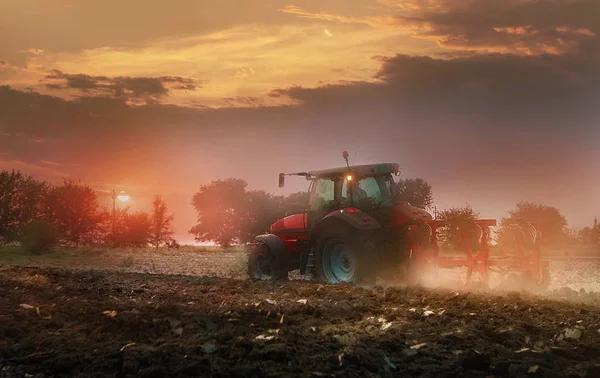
[
  {"xmin": 247, "ymin": 152, "xmax": 433, "ymax": 284},
  {"xmin": 247, "ymin": 152, "xmax": 551, "ymax": 288}
]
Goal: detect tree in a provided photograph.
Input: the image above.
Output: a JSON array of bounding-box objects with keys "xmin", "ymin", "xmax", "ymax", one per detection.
[
  {"xmin": 579, "ymin": 226, "xmax": 593, "ymax": 245},
  {"xmin": 20, "ymin": 219, "xmax": 58, "ymax": 254},
  {"xmin": 498, "ymin": 201, "xmax": 567, "ymax": 248},
  {"xmin": 564, "ymin": 227, "xmax": 580, "ymax": 246},
  {"xmin": 120, "ymin": 211, "xmax": 152, "ymax": 247},
  {"xmin": 238, "ymin": 190, "xmax": 285, "ymax": 244},
  {"xmin": 438, "ymin": 205, "xmax": 480, "ymax": 250},
  {"xmin": 149, "ymin": 195, "xmax": 174, "ymax": 249},
  {"xmin": 592, "ymin": 218, "xmax": 600, "ymax": 245},
  {"xmin": 578, "ymin": 218, "xmax": 599, "ymax": 245},
  {"xmin": 189, "ymin": 178, "xmax": 248, "ymax": 247},
  {"xmin": 0, "ymin": 170, "xmax": 48, "ymax": 244},
  {"xmin": 395, "ymin": 177, "xmax": 433, "ymax": 209},
  {"xmin": 281, "ymin": 191, "xmax": 309, "ymax": 214},
  {"xmin": 109, "ymin": 207, "xmax": 151, "ymax": 247},
  {"xmin": 44, "ymin": 179, "xmax": 102, "ymax": 247},
  {"xmin": 92, "ymin": 206, "xmax": 114, "ymax": 246}
]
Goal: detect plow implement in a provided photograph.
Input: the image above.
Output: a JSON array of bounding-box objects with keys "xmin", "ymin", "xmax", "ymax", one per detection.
[{"xmin": 407, "ymin": 219, "xmax": 550, "ymax": 289}]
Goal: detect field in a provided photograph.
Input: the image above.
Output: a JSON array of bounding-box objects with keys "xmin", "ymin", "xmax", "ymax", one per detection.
[{"xmin": 1, "ymin": 246, "xmax": 600, "ymax": 377}]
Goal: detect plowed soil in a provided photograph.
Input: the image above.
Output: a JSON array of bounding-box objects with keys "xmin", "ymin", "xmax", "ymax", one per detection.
[{"xmin": 1, "ymin": 265, "xmax": 599, "ymax": 378}]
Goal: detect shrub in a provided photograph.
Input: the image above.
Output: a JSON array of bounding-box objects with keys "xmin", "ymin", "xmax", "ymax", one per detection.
[{"xmin": 20, "ymin": 220, "xmax": 58, "ymax": 254}]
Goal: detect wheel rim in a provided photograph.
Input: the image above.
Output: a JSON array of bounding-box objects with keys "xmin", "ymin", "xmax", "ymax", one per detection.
[
  {"xmin": 253, "ymin": 255, "xmax": 273, "ymax": 279},
  {"xmin": 322, "ymin": 238, "xmax": 356, "ymax": 283}
]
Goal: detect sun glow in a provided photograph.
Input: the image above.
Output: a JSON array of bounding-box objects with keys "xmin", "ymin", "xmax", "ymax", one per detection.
[{"xmin": 117, "ymin": 192, "xmax": 130, "ymax": 202}]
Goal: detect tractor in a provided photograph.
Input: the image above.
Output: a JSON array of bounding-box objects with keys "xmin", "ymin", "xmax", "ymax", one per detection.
[
  {"xmin": 247, "ymin": 151, "xmax": 433, "ymax": 285},
  {"xmin": 247, "ymin": 151, "xmax": 551, "ymax": 288}
]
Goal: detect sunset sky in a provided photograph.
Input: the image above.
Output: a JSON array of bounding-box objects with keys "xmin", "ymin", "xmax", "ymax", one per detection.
[{"xmin": 1, "ymin": 0, "xmax": 598, "ymax": 243}]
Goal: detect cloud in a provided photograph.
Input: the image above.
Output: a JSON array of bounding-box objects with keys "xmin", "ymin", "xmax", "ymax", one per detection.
[
  {"xmin": 280, "ymin": 5, "xmax": 399, "ymax": 30},
  {"xmin": 2, "ymin": 35, "xmax": 598, "ymax": 140},
  {"xmin": 2, "ymin": 22, "xmax": 408, "ymax": 107},
  {"xmin": 282, "ymin": 0, "xmax": 600, "ymax": 55},
  {"xmin": 43, "ymin": 70, "xmax": 199, "ymax": 105},
  {"xmin": 41, "ymin": 160, "xmax": 63, "ymax": 166},
  {"xmin": 0, "ymin": 159, "xmax": 68, "ymax": 179},
  {"xmin": 276, "ymin": 48, "xmax": 598, "ymax": 113},
  {"xmin": 223, "ymin": 96, "xmax": 266, "ymax": 107},
  {"xmin": 21, "ymin": 48, "xmax": 44, "ymax": 56}
]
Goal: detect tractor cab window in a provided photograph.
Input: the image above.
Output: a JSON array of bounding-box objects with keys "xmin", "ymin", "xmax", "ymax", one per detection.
[
  {"xmin": 309, "ymin": 178, "xmax": 335, "ymax": 211},
  {"xmin": 341, "ymin": 175, "xmax": 394, "ymax": 209}
]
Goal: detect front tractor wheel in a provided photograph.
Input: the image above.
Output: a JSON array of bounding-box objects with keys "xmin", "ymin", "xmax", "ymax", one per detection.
[
  {"xmin": 247, "ymin": 244, "xmax": 287, "ymax": 281},
  {"xmin": 314, "ymin": 227, "xmax": 377, "ymax": 285}
]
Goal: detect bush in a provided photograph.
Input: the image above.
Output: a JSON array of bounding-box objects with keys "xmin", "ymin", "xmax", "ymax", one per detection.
[{"xmin": 20, "ymin": 220, "xmax": 58, "ymax": 254}]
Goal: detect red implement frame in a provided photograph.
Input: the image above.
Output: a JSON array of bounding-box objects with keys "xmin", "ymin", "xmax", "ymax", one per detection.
[{"xmin": 406, "ymin": 219, "xmax": 549, "ymax": 286}]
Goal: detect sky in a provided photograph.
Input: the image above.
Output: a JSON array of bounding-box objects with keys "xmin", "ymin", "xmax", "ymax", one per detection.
[{"xmin": 1, "ymin": 0, "xmax": 599, "ymax": 243}]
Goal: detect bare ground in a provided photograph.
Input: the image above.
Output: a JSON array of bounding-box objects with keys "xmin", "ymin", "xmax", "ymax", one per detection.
[{"xmin": 1, "ymin": 248, "xmax": 600, "ymax": 377}]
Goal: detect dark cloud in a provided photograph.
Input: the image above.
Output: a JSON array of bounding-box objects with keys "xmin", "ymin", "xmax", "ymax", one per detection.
[
  {"xmin": 272, "ymin": 40, "xmax": 599, "ymax": 130},
  {"xmin": 284, "ymin": 0, "xmax": 599, "ymax": 55},
  {"xmin": 223, "ymin": 96, "xmax": 266, "ymax": 107},
  {"xmin": 2, "ymin": 36, "xmax": 598, "ymax": 142},
  {"xmin": 0, "ymin": 60, "xmax": 13, "ymax": 81},
  {"xmin": 43, "ymin": 70, "xmax": 199, "ymax": 105},
  {"xmin": 400, "ymin": 0, "xmax": 600, "ymax": 54}
]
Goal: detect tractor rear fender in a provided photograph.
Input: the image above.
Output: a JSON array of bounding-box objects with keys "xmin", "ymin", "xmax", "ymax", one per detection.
[
  {"xmin": 255, "ymin": 234, "xmax": 291, "ymax": 272},
  {"xmin": 309, "ymin": 209, "xmax": 381, "ymax": 247},
  {"xmin": 323, "ymin": 208, "xmax": 382, "ymax": 230}
]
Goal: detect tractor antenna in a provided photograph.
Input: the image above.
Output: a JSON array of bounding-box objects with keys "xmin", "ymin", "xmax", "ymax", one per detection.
[
  {"xmin": 352, "ymin": 151, "xmax": 357, "ymax": 166},
  {"xmin": 342, "ymin": 151, "xmax": 351, "ymax": 170}
]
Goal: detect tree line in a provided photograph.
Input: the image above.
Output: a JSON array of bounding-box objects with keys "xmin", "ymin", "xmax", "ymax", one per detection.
[
  {"xmin": 2, "ymin": 169, "xmax": 598, "ymax": 253},
  {"xmin": 0, "ymin": 170, "xmax": 174, "ymax": 252},
  {"xmin": 187, "ymin": 176, "xmax": 600, "ymax": 251}
]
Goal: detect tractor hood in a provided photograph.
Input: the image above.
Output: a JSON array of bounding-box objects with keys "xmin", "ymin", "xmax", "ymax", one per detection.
[{"xmin": 270, "ymin": 213, "xmax": 307, "ymax": 233}]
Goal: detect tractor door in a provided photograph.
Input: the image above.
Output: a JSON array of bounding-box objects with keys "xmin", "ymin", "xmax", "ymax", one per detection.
[{"xmin": 306, "ymin": 177, "xmax": 338, "ymax": 230}]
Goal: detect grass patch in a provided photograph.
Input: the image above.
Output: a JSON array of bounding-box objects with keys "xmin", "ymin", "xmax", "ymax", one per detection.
[
  {"xmin": 118, "ymin": 255, "xmax": 135, "ymax": 268},
  {"xmin": 230, "ymin": 245, "xmax": 250, "ymax": 278},
  {"xmin": 0, "ymin": 243, "xmax": 251, "ymax": 278},
  {"xmin": 0, "ymin": 245, "xmax": 67, "ymax": 265}
]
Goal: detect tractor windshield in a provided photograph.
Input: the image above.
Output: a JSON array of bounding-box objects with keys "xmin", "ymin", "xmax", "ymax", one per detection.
[{"xmin": 341, "ymin": 174, "xmax": 395, "ymax": 209}]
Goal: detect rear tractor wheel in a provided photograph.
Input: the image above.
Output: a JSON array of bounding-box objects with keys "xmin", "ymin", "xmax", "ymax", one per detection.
[
  {"xmin": 247, "ymin": 244, "xmax": 288, "ymax": 281},
  {"xmin": 314, "ymin": 226, "xmax": 378, "ymax": 285}
]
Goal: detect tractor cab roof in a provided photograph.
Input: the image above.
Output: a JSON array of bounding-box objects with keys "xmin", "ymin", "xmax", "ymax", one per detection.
[{"xmin": 307, "ymin": 163, "xmax": 400, "ymax": 179}]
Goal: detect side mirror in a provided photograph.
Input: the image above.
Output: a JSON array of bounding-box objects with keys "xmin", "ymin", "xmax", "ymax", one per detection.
[{"xmin": 278, "ymin": 173, "xmax": 285, "ymax": 188}]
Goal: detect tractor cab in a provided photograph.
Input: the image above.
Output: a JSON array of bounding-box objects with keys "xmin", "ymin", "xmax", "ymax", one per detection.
[{"xmin": 304, "ymin": 163, "xmax": 400, "ymax": 230}]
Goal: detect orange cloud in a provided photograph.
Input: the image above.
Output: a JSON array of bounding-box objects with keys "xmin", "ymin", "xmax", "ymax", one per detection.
[
  {"xmin": 493, "ymin": 25, "xmax": 539, "ymax": 36},
  {"xmin": 3, "ymin": 23, "xmax": 412, "ymax": 108},
  {"xmin": 555, "ymin": 26, "xmax": 596, "ymax": 37},
  {"xmin": 280, "ymin": 5, "xmax": 400, "ymax": 30}
]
